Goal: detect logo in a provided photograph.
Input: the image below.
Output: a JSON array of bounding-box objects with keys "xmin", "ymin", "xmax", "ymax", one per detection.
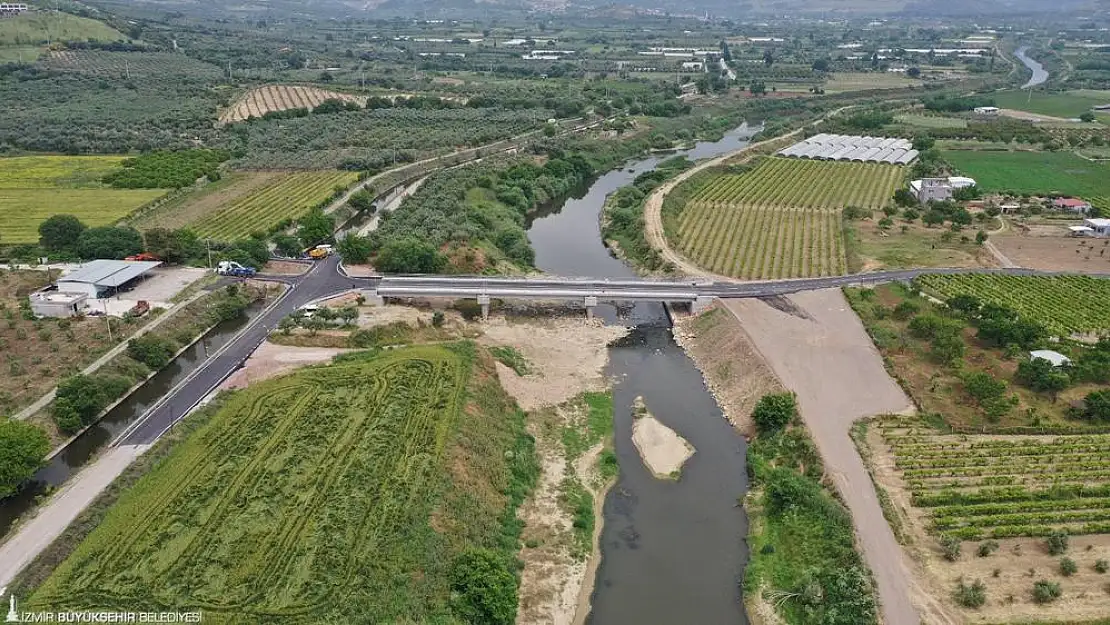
[{"xmin": 2, "ymin": 587, "xmax": 17, "ymax": 623}]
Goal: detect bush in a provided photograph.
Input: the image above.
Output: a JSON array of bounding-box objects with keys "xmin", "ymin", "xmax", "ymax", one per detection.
[
  {"xmin": 752, "ymin": 393, "xmax": 798, "ymax": 435},
  {"xmin": 432, "ymin": 310, "xmax": 445, "ymax": 327},
  {"xmin": 1046, "ymin": 530, "xmax": 1069, "ymax": 555},
  {"xmin": 941, "ymin": 535, "xmax": 962, "ymax": 561},
  {"xmin": 126, "ymin": 334, "xmax": 177, "ymax": 369},
  {"xmin": 0, "ymin": 419, "xmax": 50, "ymax": 498},
  {"xmin": 448, "ymin": 549, "xmax": 518, "ymax": 625},
  {"xmin": 1095, "ymin": 559, "xmax": 1108, "ymax": 573},
  {"xmin": 893, "ymin": 300, "xmax": 920, "ymax": 320},
  {"xmin": 954, "ymin": 578, "xmax": 987, "ymax": 608},
  {"xmin": 977, "ymin": 540, "xmax": 999, "ymax": 557},
  {"xmin": 1060, "ymin": 557, "xmax": 1078, "ymax": 576},
  {"xmin": 375, "ymin": 238, "xmax": 446, "ymax": 273},
  {"xmin": 1031, "ymin": 580, "xmax": 1062, "ymax": 604}
]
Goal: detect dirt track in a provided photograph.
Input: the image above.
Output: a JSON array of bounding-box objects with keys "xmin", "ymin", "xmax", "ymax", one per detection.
[{"xmin": 724, "ymin": 290, "xmax": 956, "ymax": 625}]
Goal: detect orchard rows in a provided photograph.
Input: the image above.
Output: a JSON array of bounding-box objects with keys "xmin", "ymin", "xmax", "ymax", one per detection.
[
  {"xmin": 191, "ymin": 170, "xmax": 358, "ymax": 241},
  {"xmin": 673, "ymin": 158, "xmax": 903, "ymax": 279},
  {"xmin": 916, "ymin": 274, "xmax": 1110, "ymax": 336},
  {"xmin": 878, "ymin": 418, "xmax": 1110, "ymax": 541}
]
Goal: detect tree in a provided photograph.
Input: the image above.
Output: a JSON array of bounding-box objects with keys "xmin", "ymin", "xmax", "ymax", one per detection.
[
  {"xmin": 0, "ymin": 419, "xmax": 49, "ymax": 498},
  {"xmin": 1032, "ymin": 580, "xmax": 1062, "ymax": 604},
  {"xmin": 953, "ymin": 578, "xmax": 986, "ymax": 608},
  {"xmin": 911, "ymin": 135, "xmax": 935, "ymax": 151},
  {"xmin": 1046, "ymin": 530, "xmax": 1069, "ymax": 555},
  {"xmin": 375, "ymin": 238, "xmax": 446, "ymax": 273},
  {"xmin": 962, "ymin": 371, "xmax": 1007, "ymax": 404},
  {"xmin": 763, "ymin": 49, "xmax": 774, "ymax": 66},
  {"xmin": 923, "ymin": 210, "xmax": 946, "ymax": 227},
  {"xmin": 749, "ymin": 80, "xmax": 767, "ymax": 96},
  {"xmin": 1080, "ymin": 111, "xmax": 1096, "ymax": 123},
  {"xmin": 946, "ymin": 294, "xmax": 981, "ymax": 317},
  {"xmin": 39, "ymin": 214, "xmax": 86, "ymax": 252},
  {"xmin": 720, "ymin": 40, "xmax": 732, "ymax": 62},
  {"xmin": 811, "ymin": 58, "xmax": 830, "ymax": 72},
  {"xmin": 144, "ymin": 227, "xmax": 196, "ymax": 264},
  {"xmin": 336, "ymin": 233, "xmax": 373, "ymax": 264},
  {"xmin": 126, "ymin": 335, "xmax": 177, "ymax": 369},
  {"xmin": 272, "ymin": 233, "xmax": 303, "ymax": 258},
  {"xmin": 76, "ymin": 226, "xmax": 143, "ymax": 259},
  {"xmin": 931, "ymin": 332, "xmax": 966, "ymax": 364},
  {"xmin": 236, "ymin": 237, "xmax": 271, "ymax": 267},
  {"xmin": 907, "ymin": 66, "xmax": 922, "ymax": 78},
  {"xmin": 893, "ymin": 188, "xmax": 917, "ymax": 207},
  {"xmin": 449, "ymin": 549, "xmax": 517, "ymax": 625},
  {"xmin": 347, "ymin": 189, "xmax": 375, "ymax": 214},
  {"xmin": 1076, "ymin": 389, "xmax": 1110, "ymax": 423},
  {"xmin": 975, "ymin": 230, "xmax": 988, "ymax": 245},
  {"xmin": 297, "ymin": 208, "xmax": 335, "ymax": 246},
  {"xmin": 1015, "ymin": 357, "xmax": 1070, "ymax": 399},
  {"xmin": 752, "ymin": 393, "xmax": 798, "ymax": 434}
]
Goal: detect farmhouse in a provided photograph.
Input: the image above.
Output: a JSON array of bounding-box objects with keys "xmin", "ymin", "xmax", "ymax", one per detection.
[
  {"xmin": 973, "ymin": 106, "xmax": 1001, "ymax": 116},
  {"xmin": 29, "ymin": 291, "xmax": 88, "ymax": 318},
  {"xmin": 0, "ymin": 3, "xmax": 28, "ymax": 17},
  {"xmin": 681, "ymin": 61, "xmax": 705, "ymax": 71},
  {"xmin": 1052, "ymin": 197, "xmax": 1092, "ymax": 214},
  {"xmin": 55, "ymin": 259, "xmax": 161, "ymax": 299},
  {"xmin": 1083, "ymin": 218, "xmax": 1110, "ymax": 237},
  {"xmin": 909, "ymin": 176, "xmax": 977, "ymax": 203}
]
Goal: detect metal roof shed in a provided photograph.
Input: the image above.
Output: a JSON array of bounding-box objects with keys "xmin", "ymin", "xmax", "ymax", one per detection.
[{"xmin": 57, "ymin": 260, "xmax": 162, "ymax": 298}]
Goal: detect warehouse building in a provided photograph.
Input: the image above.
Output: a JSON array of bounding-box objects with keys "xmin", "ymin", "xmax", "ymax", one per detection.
[
  {"xmin": 777, "ymin": 134, "xmax": 918, "ymax": 164},
  {"xmin": 55, "ymin": 260, "xmax": 162, "ymax": 299}
]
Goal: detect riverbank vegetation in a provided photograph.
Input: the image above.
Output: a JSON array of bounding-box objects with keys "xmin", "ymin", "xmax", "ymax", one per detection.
[
  {"xmin": 744, "ymin": 393, "xmax": 878, "ymax": 625},
  {"xmin": 20, "ymin": 343, "xmax": 540, "ymax": 625},
  {"xmin": 601, "ymin": 156, "xmax": 692, "ymax": 273}
]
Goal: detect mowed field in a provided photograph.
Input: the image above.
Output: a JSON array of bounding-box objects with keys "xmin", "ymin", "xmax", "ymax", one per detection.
[
  {"xmin": 219, "ymin": 85, "xmax": 368, "ymax": 124},
  {"xmin": 916, "ymin": 274, "xmax": 1110, "ymax": 336},
  {"xmin": 188, "ymin": 171, "xmax": 357, "ymax": 240},
  {"xmin": 0, "ymin": 11, "xmax": 124, "ymax": 46},
  {"xmin": 0, "ymin": 156, "xmax": 166, "ymax": 244},
  {"xmin": 824, "ymin": 71, "xmax": 922, "ymax": 93},
  {"xmin": 942, "ymin": 150, "xmax": 1110, "ymax": 197},
  {"xmin": 673, "ymin": 158, "xmax": 904, "ymax": 279},
  {"xmin": 28, "ymin": 345, "xmax": 532, "ymax": 623}
]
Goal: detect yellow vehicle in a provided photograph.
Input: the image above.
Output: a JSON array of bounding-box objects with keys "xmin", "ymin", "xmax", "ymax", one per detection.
[{"xmin": 307, "ymin": 245, "xmax": 332, "ymax": 259}]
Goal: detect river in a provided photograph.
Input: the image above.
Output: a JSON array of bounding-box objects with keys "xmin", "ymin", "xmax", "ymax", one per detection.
[
  {"xmin": 1015, "ymin": 46, "xmax": 1049, "ymax": 89},
  {"xmin": 527, "ymin": 123, "xmax": 756, "ymax": 624},
  {"xmin": 0, "ymin": 307, "xmax": 262, "ymax": 539}
]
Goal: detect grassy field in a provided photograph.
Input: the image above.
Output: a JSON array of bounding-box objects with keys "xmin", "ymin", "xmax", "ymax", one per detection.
[
  {"xmin": 916, "ymin": 274, "xmax": 1110, "ymax": 336},
  {"xmin": 894, "ymin": 114, "xmax": 968, "ymax": 129},
  {"xmin": 0, "ymin": 156, "xmax": 166, "ymax": 244},
  {"xmin": 844, "ymin": 218, "xmax": 987, "ymax": 272},
  {"xmin": 671, "ymin": 158, "xmax": 903, "ymax": 279},
  {"xmin": 824, "ymin": 72, "xmax": 922, "ymax": 93},
  {"xmin": 0, "ymin": 44, "xmax": 40, "ymax": 62},
  {"xmin": 941, "ymin": 150, "xmax": 1110, "ymax": 197},
  {"xmin": 26, "ymin": 343, "xmax": 537, "ymax": 623},
  {"xmin": 0, "ymin": 11, "xmax": 125, "ymax": 46},
  {"xmin": 992, "ymin": 90, "xmax": 1110, "ymax": 118},
  {"xmin": 190, "ymin": 171, "xmax": 358, "ymax": 240}
]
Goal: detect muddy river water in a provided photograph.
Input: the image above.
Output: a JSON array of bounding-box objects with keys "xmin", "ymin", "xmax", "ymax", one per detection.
[{"xmin": 527, "ymin": 124, "xmax": 756, "ymax": 624}]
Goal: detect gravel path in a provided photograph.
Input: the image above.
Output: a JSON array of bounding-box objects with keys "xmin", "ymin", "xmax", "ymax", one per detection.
[{"xmin": 723, "ymin": 290, "xmax": 955, "ymax": 625}]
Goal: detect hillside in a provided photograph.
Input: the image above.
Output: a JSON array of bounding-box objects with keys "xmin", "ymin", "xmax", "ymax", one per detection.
[{"xmin": 0, "ymin": 11, "xmax": 125, "ymax": 46}]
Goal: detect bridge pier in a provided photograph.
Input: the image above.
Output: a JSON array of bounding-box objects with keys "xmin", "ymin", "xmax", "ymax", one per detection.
[
  {"xmin": 692, "ymin": 295, "xmax": 715, "ymax": 314},
  {"xmin": 584, "ymin": 295, "xmax": 597, "ymax": 319},
  {"xmin": 478, "ymin": 294, "xmax": 491, "ymax": 321}
]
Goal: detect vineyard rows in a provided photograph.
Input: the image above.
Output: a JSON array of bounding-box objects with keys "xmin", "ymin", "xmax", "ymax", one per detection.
[
  {"xmin": 30, "ymin": 346, "xmax": 468, "ymax": 621},
  {"xmin": 220, "ymin": 85, "xmax": 368, "ymax": 124},
  {"xmin": 916, "ymin": 274, "xmax": 1110, "ymax": 335},
  {"xmin": 42, "ymin": 50, "xmax": 224, "ymax": 80},
  {"xmin": 878, "ymin": 419, "xmax": 1110, "ymax": 541},
  {"xmin": 673, "ymin": 158, "xmax": 903, "ymax": 279},
  {"xmin": 191, "ymin": 171, "xmax": 358, "ymax": 240}
]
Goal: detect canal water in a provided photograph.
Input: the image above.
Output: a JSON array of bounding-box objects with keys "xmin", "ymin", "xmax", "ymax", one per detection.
[
  {"xmin": 527, "ymin": 123, "xmax": 756, "ymax": 624},
  {"xmin": 0, "ymin": 308, "xmax": 260, "ymax": 539},
  {"xmin": 1015, "ymin": 46, "xmax": 1049, "ymax": 90}
]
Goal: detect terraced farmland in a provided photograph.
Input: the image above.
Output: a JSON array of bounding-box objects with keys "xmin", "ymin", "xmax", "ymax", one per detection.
[
  {"xmin": 672, "ymin": 158, "xmax": 904, "ymax": 279},
  {"xmin": 28, "ymin": 345, "xmax": 533, "ymax": 623},
  {"xmin": 916, "ymin": 274, "xmax": 1110, "ymax": 336},
  {"xmin": 190, "ymin": 170, "xmax": 358, "ymax": 240},
  {"xmin": 879, "ymin": 420, "xmax": 1110, "ymax": 541},
  {"xmin": 220, "ymin": 85, "xmax": 368, "ymax": 124}
]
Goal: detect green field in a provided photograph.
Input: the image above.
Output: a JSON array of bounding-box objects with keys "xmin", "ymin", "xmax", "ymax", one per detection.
[
  {"xmin": 824, "ymin": 71, "xmax": 922, "ymax": 93},
  {"xmin": 672, "ymin": 157, "xmax": 903, "ymax": 279},
  {"xmin": 0, "ymin": 12, "xmax": 125, "ymax": 46},
  {"xmin": 0, "ymin": 156, "xmax": 165, "ymax": 244},
  {"xmin": 916, "ymin": 274, "xmax": 1110, "ymax": 336},
  {"xmin": 941, "ymin": 150, "xmax": 1110, "ymax": 197},
  {"xmin": 0, "ymin": 44, "xmax": 40, "ymax": 62},
  {"xmin": 27, "ymin": 344, "xmax": 537, "ymax": 623},
  {"xmin": 992, "ymin": 89, "xmax": 1110, "ymax": 119},
  {"xmin": 191, "ymin": 171, "xmax": 358, "ymax": 240}
]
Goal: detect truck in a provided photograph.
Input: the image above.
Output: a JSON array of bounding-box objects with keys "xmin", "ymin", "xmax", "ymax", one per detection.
[
  {"xmin": 216, "ymin": 261, "xmax": 257, "ymax": 277},
  {"xmin": 125, "ymin": 252, "xmax": 161, "ymax": 262},
  {"xmin": 128, "ymin": 300, "xmax": 150, "ymax": 317},
  {"xmin": 307, "ymin": 245, "xmax": 332, "ymax": 260}
]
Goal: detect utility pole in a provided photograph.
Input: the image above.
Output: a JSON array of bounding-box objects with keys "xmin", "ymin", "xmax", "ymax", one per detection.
[
  {"xmin": 102, "ymin": 300, "xmax": 112, "ymax": 342},
  {"xmin": 206, "ymin": 239, "xmax": 213, "ymax": 269}
]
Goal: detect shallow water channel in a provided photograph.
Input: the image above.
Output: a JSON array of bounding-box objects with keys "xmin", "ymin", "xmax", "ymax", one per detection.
[
  {"xmin": 527, "ymin": 124, "xmax": 756, "ymax": 624},
  {"xmin": 0, "ymin": 307, "xmax": 262, "ymax": 539},
  {"xmin": 1015, "ymin": 46, "xmax": 1049, "ymax": 90}
]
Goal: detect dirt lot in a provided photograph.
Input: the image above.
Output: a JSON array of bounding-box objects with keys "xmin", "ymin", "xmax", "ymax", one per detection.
[
  {"xmin": 120, "ymin": 267, "xmax": 208, "ymax": 305},
  {"xmin": 863, "ymin": 424, "xmax": 1110, "ymax": 624},
  {"xmin": 220, "ymin": 342, "xmax": 350, "ymax": 390},
  {"xmin": 723, "ymin": 291, "xmax": 951, "ymax": 625},
  {"xmin": 994, "ymin": 227, "xmax": 1110, "ymax": 272},
  {"xmin": 262, "ymin": 260, "xmax": 310, "ymax": 276}
]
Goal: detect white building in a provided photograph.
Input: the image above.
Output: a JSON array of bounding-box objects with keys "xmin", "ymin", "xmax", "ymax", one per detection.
[
  {"xmin": 908, "ymin": 176, "xmax": 977, "ymax": 204},
  {"xmin": 0, "ymin": 3, "xmax": 28, "ymax": 17},
  {"xmin": 681, "ymin": 61, "xmax": 704, "ymax": 71},
  {"xmin": 29, "ymin": 291, "xmax": 88, "ymax": 318},
  {"xmin": 56, "ymin": 260, "xmax": 162, "ymax": 299},
  {"xmin": 1030, "ymin": 350, "xmax": 1072, "ymax": 368},
  {"xmin": 1083, "ymin": 218, "xmax": 1110, "ymax": 237},
  {"xmin": 974, "ymin": 106, "xmax": 1001, "ymax": 116}
]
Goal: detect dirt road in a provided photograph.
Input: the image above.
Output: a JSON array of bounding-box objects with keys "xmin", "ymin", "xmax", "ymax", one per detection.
[{"xmin": 724, "ymin": 290, "xmax": 956, "ymax": 625}]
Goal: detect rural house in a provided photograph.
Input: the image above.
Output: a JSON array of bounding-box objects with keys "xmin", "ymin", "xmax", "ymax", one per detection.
[
  {"xmin": 1052, "ymin": 197, "xmax": 1092, "ymax": 214},
  {"xmin": 1083, "ymin": 218, "xmax": 1110, "ymax": 237},
  {"xmin": 909, "ymin": 176, "xmax": 977, "ymax": 204}
]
